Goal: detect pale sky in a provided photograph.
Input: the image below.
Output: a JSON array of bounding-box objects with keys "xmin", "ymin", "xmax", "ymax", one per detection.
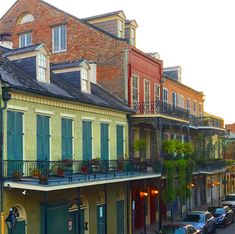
[{"xmin": 1, "ymin": 0, "xmax": 234, "ymax": 124}]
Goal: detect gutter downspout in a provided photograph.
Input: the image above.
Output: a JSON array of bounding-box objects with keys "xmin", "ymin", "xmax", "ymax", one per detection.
[{"xmin": 0, "ymin": 80, "xmax": 11, "ymax": 234}]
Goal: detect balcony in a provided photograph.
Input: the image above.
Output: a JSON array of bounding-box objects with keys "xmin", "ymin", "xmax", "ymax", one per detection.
[
  {"xmin": 3, "ymin": 159, "xmax": 162, "ymax": 189},
  {"xmin": 190, "ymin": 116, "xmax": 224, "ymax": 129},
  {"xmin": 194, "ymin": 159, "xmax": 227, "ymax": 174},
  {"xmin": 132, "ymin": 101, "xmax": 189, "ymax": 120}
]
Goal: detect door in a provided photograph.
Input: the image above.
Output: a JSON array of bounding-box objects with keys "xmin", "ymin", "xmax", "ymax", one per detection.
[
  {"xmin": 69, "ymin": 209, "xmax": 85, "ymax": 234},
  {"xmin": 12, "ymin": 220, "xmax": 25, "ymax": 234},
  {"xmin": 101, "ymin": 123, "xmax": 109, "ymax": 161},
  {"xmin": 116, "ymin": 200, "xmax": 124, "ymax": 234},
  {"xmin": 7, "ymin": 111, "xmax": 23, "ymax": 176},
  {"xmin": 97, "ymin": 204, "xmax": 105, "ymax": 234},
  {"xmin": 82, "ymin": 121, "xmax": 92, "ymax": 161}
]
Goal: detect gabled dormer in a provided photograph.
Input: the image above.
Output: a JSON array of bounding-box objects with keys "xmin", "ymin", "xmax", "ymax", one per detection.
[
  {"xmin": 3, "ymin": 43, "xmax": 51, "ymax": 83},
  {"xmin": 125, "ymin": 20, "xmax": 138, "ymax": 46},
  {"xmin": 51, "ymin": 60, "xmax": 96, "ymax": 94}
]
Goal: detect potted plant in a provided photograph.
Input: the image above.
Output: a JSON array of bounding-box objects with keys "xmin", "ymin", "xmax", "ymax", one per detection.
[
  {"xmin": 39, "ymin": 174, "xmax": 48, "ymax": 185},
  {"xmin": 31, "ymin": 168, "xmax": 41, "ymax": 179},
  {"xmin": 12, "ymin": 170, "xmax": 21, "ymax": 180},
  {"xmin": 57, "ymin": 166, "xmax": 64, "ymax": 177}
]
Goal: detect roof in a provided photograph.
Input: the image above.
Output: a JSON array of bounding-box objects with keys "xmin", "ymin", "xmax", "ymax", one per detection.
[
  {"xmin": 0, "ymin": 58, "xmax": 131, "ymax": 113},
  {"xmin": 0, "ymin": 46, "xmax": 11, "ymax": 53},
  {"xmin": 81, "ymin": 10, "xmax": 126, "ymax": 21},
  {"xmin": 51, "ymin": 59, "xmax": 88, "ymax": 70},
  {"xmin": 2, "ymin": 43, "xmax": 49, "ymax": 57}
]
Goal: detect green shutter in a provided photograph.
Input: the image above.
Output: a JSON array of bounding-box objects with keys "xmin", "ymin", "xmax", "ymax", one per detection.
[
  {"xmin": 37, "ymin": 115, "xmax": 50, "ymax": 161},
  {"xmin": 15, "ymin": 112, "xmax": 23, "ymax": 161},
  {"xmin": 116, "ymin": 200, "xmax": 125, "ymax": 234},
  {"xmin": 101, "ymin": 123, "xmax": 109, "ymax": 160},
  {"xmin": 82, "ymin": 121, "xmax": 92, "ymax": 161},
  {"xmin": 7, "ymin": 111, "xmax": 14, "ymax": 161},
  {"xmin": 116, "ymin": 125, "xmax": 124, "ymax": 159},
  {"xmin": 62, "ymin": 118, "xmax": 73, "ymax": 160}
]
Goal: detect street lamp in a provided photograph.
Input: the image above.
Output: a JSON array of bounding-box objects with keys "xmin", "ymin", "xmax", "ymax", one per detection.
[{"xmin": 5, "ymin": 208, "xmax": 17, "ymax": 233}]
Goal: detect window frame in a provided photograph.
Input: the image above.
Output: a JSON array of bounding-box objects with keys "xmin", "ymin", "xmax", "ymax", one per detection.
[
  {"xmin": 118, "ymin": 20, "xmax": 124, "ymax": 38},
  {"xmin": 187, "ymin": 98, "xmax": 191, "ymax": 113},
  {"xmin": 37, "ymin": 53, "xmax": 47, "ymax": 82},
  {"xmin": 52, "ymin": 25, "xmax": 67, "ymax": 53},
  {"xmin": 193, "ymin": 100, "xmax": 197, "ymax": 115},
  {"xmin": 131, "ymin": 75, "xmax": 139, "ymax": 105},
  {"xmin": 154, "ymin": 84, "xmax": 160, "ymax": 102},
  {"xmin": 81, "ymin": 68, "xmax": 89, "ymax": 92},
  {"xmin": 19, "ymin": 32, "xmax": 32, "ymax": 48},
  {"xmin": 163, "ymin": 88, "xmax": 168, "ymax": 104},
  {"xmin": 172, "ymin": 92, "xmax": 177, "ymax": 107}
]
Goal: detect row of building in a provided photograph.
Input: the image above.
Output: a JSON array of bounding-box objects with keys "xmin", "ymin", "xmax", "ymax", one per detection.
[{"xmin": 0, "ymin": 0, "xmax": 233, "ymax": 233}]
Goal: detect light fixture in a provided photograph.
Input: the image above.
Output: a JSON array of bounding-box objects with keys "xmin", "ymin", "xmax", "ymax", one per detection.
[
  {"xmin": 22, "ymin": 190, "xmax": 26, "ymax": 195},
  {"xmin": 151, "ymin": 189, "xmax": 159, "ymax": 195},
  {"xmin": 140, "ymin": 191, "xmax": 148, "ymax": 197}
]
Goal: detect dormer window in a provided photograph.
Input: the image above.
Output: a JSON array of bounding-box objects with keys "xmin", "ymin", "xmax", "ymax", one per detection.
[
  {"xmin": 130, "ymin": 28, "xmax": 135, "ymax": 45},
  {"xmin": 81, "ymin": 68, "xmax": 89, "ymax": 92},
  {"xmin": 19, "ymin": 32, "xmax": 32, "ymax": 48},
  {"xmin": 37, "ymin": 53, "xmax": 47, "ymax": 82},
  {"xmin": 118, "ymin": 20, "xmax": 124, "ymax": 38}
]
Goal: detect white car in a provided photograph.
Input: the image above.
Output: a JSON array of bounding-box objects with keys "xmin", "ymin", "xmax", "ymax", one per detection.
[{"xmin": 222, "ymin": 194, "xmax": 235, "ymax": 212}]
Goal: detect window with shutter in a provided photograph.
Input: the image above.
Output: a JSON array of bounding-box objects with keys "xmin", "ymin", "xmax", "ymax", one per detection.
[
  {"xmin": 116, "ymin": 125, "xmax": 124, "ymax": 159},
  {"xmin": 101, "ymin": 123, "xmax": 109, "ymax": 160},
  {"xmin": 82, "ymin": 121, "xmax": 92, "ymax": 161},
  {"xmin": 61, "ymin": 118, "xmax": 73, "ymax": 160}
]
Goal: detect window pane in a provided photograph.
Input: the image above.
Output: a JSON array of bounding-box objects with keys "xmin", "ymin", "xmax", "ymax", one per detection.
[
  {"xmin": 61, "ymin": 25, "xmax": 66, "ymax": 50},
  {"xmin": 53, "ymin": 27, "xmax": 59, "ymax": 52}
]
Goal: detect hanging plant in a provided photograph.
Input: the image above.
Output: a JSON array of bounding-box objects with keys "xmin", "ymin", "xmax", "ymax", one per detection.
[
  {"xmin": 163, "ymin": 160, "xmax": 176, "ymax": 204},
  {"xmin": 177, "ymin": 159, "xmax": 187, "ymax": 202},
  {"xmin": 134, "ymin": 138, "xmax": 147, "ymax": 152},
  {"xmin": 182, "ymin": 142, "xmax": 194, "ymax": 156},
  {"xmin": 162, "ymin": 140, "xmax": 176, "ymax": 156}
]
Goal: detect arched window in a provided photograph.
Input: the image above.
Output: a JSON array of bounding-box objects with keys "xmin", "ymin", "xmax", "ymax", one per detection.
[
  {"xmin": 17, "ymin": 12, "xmax": 34, "ymax": 24},
  {"xmin": 116, "ymin": 189, "xmax": 125, "ymax": 200},
  {"xmin": 69, "ymin": 196, "xmax": 88, "ymax": 211},
  {"xmin": 97, "ymin": 192, "xmax": 105, "ymax": 204},
  {"xmin": 12, "ymin": 204, "xmax": 27, "ymax": 221}
]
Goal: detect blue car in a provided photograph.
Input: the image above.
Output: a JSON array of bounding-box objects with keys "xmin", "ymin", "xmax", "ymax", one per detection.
[
  {"xmin": 182, "ymin": 211, "xmax": 216, "ymax": 234},
  {"xmin": 207, "ymin": 206, "xmax": 234, "ymax": 227}
]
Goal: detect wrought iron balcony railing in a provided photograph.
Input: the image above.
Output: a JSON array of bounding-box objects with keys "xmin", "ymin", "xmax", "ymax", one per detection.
[
  {"xmin": 3, "ymin": 159, "xmax": 162, "ymax": 185},
  {"xmin": 190, "ymin": 116, "xmax": 224, "ymax": 129},
  {"xmin": 132, "ymin": 101, "xmax": 189, "ymax": 120},
  {"xmin": 194, "ymin": 159, "xmax": 227, "ymax": 173}
]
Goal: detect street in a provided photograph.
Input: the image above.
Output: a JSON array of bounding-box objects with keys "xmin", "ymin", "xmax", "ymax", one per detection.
[{"xmin": 216, "ymin": 223, "xmax": 235, "ymax": 234}]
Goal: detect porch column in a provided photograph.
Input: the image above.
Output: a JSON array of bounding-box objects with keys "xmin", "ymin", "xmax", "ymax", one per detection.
[
  {"xmin": 156, "ymin": 119, "xmax": 163, "ymax": 158},
  {"xmin": 44, "ymin": 192, "xmax": 48, "ymax": 234},
  {"xmin": 126, "ymin": 182, "xmax": 130, "ymax": 234},
  {"xmin": 77, "ymin": 187, "xmax": 81, "ymax": 234},
  {"xmin": 104, "ymin": 184, "xmax": 107, "ymax": 234}
]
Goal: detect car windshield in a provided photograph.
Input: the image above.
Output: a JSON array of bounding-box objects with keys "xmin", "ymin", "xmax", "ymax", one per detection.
[
  {"xmin": 225, "ymin": 195, "xmax": 235, "ymax": 201},
  {"xmin": 182, "ymin": 213, "xmax": 204, "ymax": 223},
  {"xmin": 208, "ymin": 207, "xmax": 225, "ymax": 215},
  {"xmin": 161, "ymin": 226, "xmax": 186, "ymax": 234}
]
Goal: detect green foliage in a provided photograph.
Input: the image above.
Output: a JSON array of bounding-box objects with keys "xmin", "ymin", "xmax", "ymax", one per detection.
[
  {"xmin": 162, "ymin": 140, "xmax": 177, "ymax": 155},
  {"xmin": 163, "ymin": 160, "xmax": 176, "ymax": 203},
  {"xmin": 182, "ymin": 142, "xmax": 194, "ymax": 155},
  {"xmin": 134, "ymin": 138, "xmax": 147, "ymax": 151},
  {"xmin": 177, "ymin": 159, "xmax": 187, "ymax": 202}
]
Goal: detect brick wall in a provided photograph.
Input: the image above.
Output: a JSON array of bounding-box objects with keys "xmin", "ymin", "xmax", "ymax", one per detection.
[
  {"xmin": 163, "ymin": 77, "xmax": 204, "ymax": 116},
  {"xmin": 0, "ymin": 0, "xmax": 128, "ymax": 101}
]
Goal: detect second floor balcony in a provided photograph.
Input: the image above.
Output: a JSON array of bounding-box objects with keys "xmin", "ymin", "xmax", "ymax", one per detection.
[
  {"xmin": 3, "ymin": 159, "xmax": 162, "ymax": 189},
  {"xmin": 190, "ymin": 116, "xmax": 224, "ymax": 129},
  {"xmin": 132, "ymin": 101, "xmax": 189, "ymax": 120}
]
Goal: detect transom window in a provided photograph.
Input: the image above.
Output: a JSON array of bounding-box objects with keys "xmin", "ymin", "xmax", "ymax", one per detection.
[
  {"xmin": 52, "ymin": 25, "xmax": 67, "ymax": 53},
  {"xmin": 17, "ymin": 13, "xmax": 34, "ymax": 24},
  {"xmin": 81, "ymin": 68, "xmax": 89, "ymax": 92},
  {"xmin": 37, "ymin": 54, "xmax": 47, "ymax": 82},
  {"xmin": 154, "ymin": 84, "xmax": 160, "ymax": 102},
  {"xmin": 132, "ymin": 75, "xmax": 139, "ymax": 104},
  {"xmin": 19, "ymin": 32, "xmax": 32, "ymax": 48}
]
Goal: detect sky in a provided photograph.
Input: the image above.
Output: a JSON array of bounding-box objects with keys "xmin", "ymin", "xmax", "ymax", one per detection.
[{"xmin": 0, "ymin": 0, "xmax": 234, "ymax": 124}]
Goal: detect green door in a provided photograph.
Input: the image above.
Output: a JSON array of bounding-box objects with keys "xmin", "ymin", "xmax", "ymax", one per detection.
[
  {"xmin": 97, "ymin": 204, "xmax": 105, "ymax": 234},
  {"xmin": 12, "ymin": 220, "xmax": 25, "ymax": 234},
  {"xmin": 69, "ymin": 209, "xmax": 85, "ymax": 234},
  {"xmin": 82, "ymin": 121, "xmax": 92, "ymax": 161},
  {"xmin": 116, "ymin": 125, "xmax": 124, "ymax": 159},
  {"xmin": 41, "ymin": 203, "xmax": 68, "ymax": 234},
  {"xmin": 116, "ymin": 200, "xmax": 124, "ymax": 234},
  {"xmin": 62, "ymin": 118, "xmax": 73, "ymax": 160},
  {"xmin": 101, "ymin": 123, "xmax": 109, "ymax": 161},
  {"xmin": 7, "ymin": 111, "xmax": 23, "ymax": 176},
  {"xmin": 37, "ymin": 115, "xmax": 50, "ymax": 161}
]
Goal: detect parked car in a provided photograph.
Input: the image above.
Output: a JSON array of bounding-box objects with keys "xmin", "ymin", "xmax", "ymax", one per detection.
[
  {"xmin": 181, "ymin": 211, "xmax": 216, "ymax": 234},
  {"xmin": 222, "ymin": 194, "xmax": 235, "ymax": 212},
  {"xmin": 157, "ymin": 223, "xmax": 201, "ymax": 234},
  {"xmin": 207, "ymin": 206, "xmax": 234, "ymax": 227}
]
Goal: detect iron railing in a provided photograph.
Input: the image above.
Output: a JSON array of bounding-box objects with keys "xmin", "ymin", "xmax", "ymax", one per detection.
[
  {"xmin": 190, "ymin": 116, "xmax": 224, "ymax": 129},
  {"xmin": 3, "ymin": 159, "xmax": 162, "ymax": 185},
  {"xmin": 195, "ymin": 159, "xmax": 227, "ymax": 173},
  {"xmin": 132, "ymin": 101, "xmax": 189, "ymax": 120}
]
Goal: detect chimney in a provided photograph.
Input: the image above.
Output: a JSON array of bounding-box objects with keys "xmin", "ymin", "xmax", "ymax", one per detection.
[
  {"xmin": 0, "ymin": 33, "xmax": 13, "ymax": 49},
  {"xmin": 89, "ymin": 62, "xmax": 97, "ymax": 84}
]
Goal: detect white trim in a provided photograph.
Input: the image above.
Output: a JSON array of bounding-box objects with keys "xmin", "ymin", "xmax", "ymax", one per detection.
[
  {"xmin": 81, "ymin": 116, "xmax": 95, "ymax": 121},
  {"xmin": 35, "ymin": 109, "xmax": 54, "ymax": 116},
  {"xmin": 163, "ymin": 88, "xmax": 168, "ymax": 103},
  {"xmin": 115, "ymin": 121, "xmax": 127, "ymax": 126},
  {"xmin": 3, "ymin": 173, "xmax": 161, "ymax": 191},
  {"xmin": 7, "ymin": 105, "xmax": 28, "ymax": 112},
  {"xmin": 100, "ymin": 119, "xmax": 112, "ymax": 123},
  {"xmin": 131, "ymin": 74, "xmax": 139, "ymax": 104},
  {"xmin": 60, "ymin": 113, "xmax": 76, "ymax": 119}
]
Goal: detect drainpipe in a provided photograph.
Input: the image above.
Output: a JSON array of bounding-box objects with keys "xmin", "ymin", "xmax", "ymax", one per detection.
[{"xmin": 0, "ymin": 83, "xmax": 11, "ymax": 234}]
